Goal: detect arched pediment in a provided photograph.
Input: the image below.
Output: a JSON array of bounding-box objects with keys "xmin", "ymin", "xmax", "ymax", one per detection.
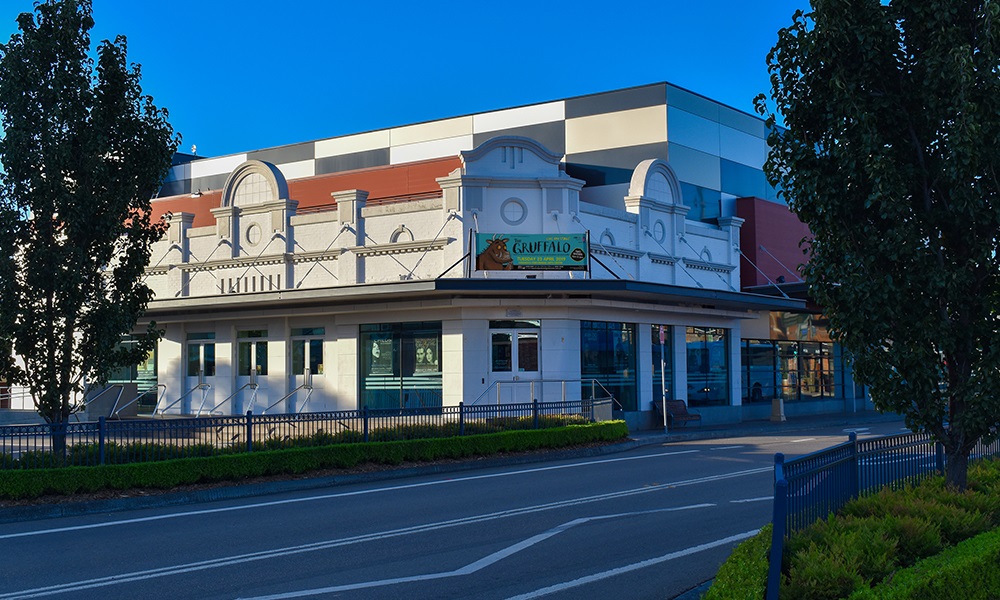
[
  {"xmin": 629, "ymin": 159, "xmax": 682, "ymax": 206},
  {"xmin": 460, "ymin": 135, "xmax": 564, "ymax": 178},
  {"xmin": 220, "ymin": 160, "xmax": 289, "ymax": 208}
]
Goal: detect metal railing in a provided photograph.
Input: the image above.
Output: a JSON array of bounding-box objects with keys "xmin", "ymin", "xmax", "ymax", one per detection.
[
  {"xmin": 765, "ymin": 431, "xmax": 1000, "ymax": 600},
  {"xmin": 469, "ymin": 378, "xmax": 616, "ymax": 407},
  {"xmin": 0, "ymin": 398, "xmax": 614, "ymax": 470}
]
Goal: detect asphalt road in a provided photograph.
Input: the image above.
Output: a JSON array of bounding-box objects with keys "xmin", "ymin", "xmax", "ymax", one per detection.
[{"xmin": 0, "ymin": 419, "xmax": 907, "ymax": 600}]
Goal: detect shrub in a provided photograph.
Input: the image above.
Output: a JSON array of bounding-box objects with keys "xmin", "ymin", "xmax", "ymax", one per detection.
[{"xmin": 702, "ymin": 526, "xmax": 771, "ymax": 600}]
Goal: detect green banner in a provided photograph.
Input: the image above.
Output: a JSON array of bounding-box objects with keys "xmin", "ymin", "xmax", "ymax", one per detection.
[{"xmin": 475, "ymin": 233, "xmax": 588, "ymax": 271}]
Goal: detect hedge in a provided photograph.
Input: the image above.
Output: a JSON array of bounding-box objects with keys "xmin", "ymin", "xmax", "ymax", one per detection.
[
  {"xmin": 701, "ymin": 525, "xmax": 771, "ymax": 600},
  {"xmin": 848, "ymin": 527, "xmax": 1000, "ymax": 600},
  {"xmin": 0, "ymin": 421, "xmax": 629, "ymax": 500}
]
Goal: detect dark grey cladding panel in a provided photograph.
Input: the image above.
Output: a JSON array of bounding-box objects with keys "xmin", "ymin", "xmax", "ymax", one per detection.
[
  {"xmin": 565, "ymin": 142, "xmax": 668, "ymax": 187},
  {"xmin": 473, "ymin": 120, "xmax": 566, "ymax": 156},
  {"xmin": 315, "ymin": 148, "xmax": 391, "ymax": 175},
  {"xmin": 158, "ymin": 179, "xmax": 190, "ymax": 198},
  {"xmin": 565, "ymin": 84, "xmax": 667, "ymax": 119},
  {"xmin": 190, "ymin": 173, "xmax": 230, "ymax": 194},
  {"xmin": 248, "ymin": 142, "xmax": 316, "ymax": 165}
]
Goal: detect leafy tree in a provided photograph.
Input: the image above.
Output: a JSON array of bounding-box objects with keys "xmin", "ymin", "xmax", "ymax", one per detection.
[
  {"xmin": 0, "ymin": 0, "xmax": 177, "ymax": 433},
  {"xmin": 757, "ymin": 0, "xmax": 1000, "ymax": 488}
]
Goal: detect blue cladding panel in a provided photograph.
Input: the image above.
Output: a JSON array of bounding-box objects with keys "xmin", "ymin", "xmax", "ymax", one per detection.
[{"xmin": 721, "ymin": 159, "xmax": 767, "ymax": 199}]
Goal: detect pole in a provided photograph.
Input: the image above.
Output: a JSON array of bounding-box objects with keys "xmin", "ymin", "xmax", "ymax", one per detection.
[{"xmin": 660, "ymin": 325, "xmax": 668, "ymax": 433}]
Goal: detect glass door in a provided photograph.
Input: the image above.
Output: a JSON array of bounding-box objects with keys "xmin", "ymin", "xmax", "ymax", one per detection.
[
  {"xmin": 489, "ymin": 320, "xmax": 540, "ymax": 403},
  {"xmin": 290, "ymin": 327, "xmax": 324, "ymax": 412},
  {"xmin": 185, "ymin": 333, "xmax": 215, "ymax": 414},
  {"xmin": 237, "ymin": 330, "xmax": 268, "ymax": 413}
]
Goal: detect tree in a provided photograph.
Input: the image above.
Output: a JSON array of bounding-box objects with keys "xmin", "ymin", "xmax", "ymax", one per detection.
[
  {"xmin": 757, "ymin": 0, "xmax": 1000, "ymax": 489},
  {"xmin": 0, "ymin": 0, "xmax": 177, "ymax": 433}
]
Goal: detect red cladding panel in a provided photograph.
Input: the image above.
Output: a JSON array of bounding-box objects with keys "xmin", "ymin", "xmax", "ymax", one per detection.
[{"xmin": 735, "ymin": 197, "xmax": 812, "ymax": 289}]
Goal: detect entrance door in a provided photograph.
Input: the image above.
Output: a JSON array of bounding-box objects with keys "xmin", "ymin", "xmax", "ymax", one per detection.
[
  {"xmin": 185, "ymin": 333, "xmax": 215, "ymax": 414},
  {"xmin": 489, "ymin": 326, "xmax": 540, "ymax": 403},
  {"xmin": 290, "ymin": 327, "xmax": 325, "ymax": 412},
  {"xmin": 237, "ymin": 330, "xmax": 268, "ymax": 414}
]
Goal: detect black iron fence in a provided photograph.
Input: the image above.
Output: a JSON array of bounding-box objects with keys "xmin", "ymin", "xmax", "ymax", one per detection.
[
  {"xmin": 0, "ymin": 399, "xmax": 613, "ymax": 470},
  {"xmin": 765, "ymin": 430, "xmax": 1000, "ymax": 600}
]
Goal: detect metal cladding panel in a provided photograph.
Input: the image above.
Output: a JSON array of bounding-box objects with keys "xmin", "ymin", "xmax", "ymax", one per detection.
[
  {"xmin": 565, "ymin": 83, "xmax": 667, "ymax": 119},
  {"xmin": 248, "ymin": 142, "xmax": 316, "ymax": 165}
]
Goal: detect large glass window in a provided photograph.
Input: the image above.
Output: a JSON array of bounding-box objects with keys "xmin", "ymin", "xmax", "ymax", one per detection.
[
  {"xmin": 744, "ymin": 339, "xmax": 839, "ymax": 402},
  {"xmin": 651, "ymin": 325, "xmax": 673, "ymax": 403},
  {"xmin": 360, "ymin": 322, "xmax": 442, "ymax": 409},
  {"xmin": 581, "ymin": 321, "xmax": 637, "ymax": 411},
  {"xmin": 686, "ymin": 327, "xmax": 729, "ymax": 406}
]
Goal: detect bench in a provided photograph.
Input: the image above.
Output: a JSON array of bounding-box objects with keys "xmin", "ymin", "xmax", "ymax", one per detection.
[{"xmin": 652, "ymin": 400, "xmax": 702, "ymax": 428}]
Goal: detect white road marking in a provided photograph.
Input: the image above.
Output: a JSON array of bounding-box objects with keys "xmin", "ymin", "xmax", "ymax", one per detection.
[
  {"xmin": 235, "ymin": 506, "xmax": 718, "ymax": 600},
  {"xmin": 503, "ymin": 529, "xmax": 761, "ymax": 600},
  {"xmin": 0, "ymin": 449, "xmax": 701, "ymax": 541},
  {"xmin": 709, "ymin": 445, "xmax": 745, "ymax": 451},
  {"xmin": 790, "ymin": 438, "xmax": 816, "ymax": 443},
  {"xmin": 0, "ymin": 467, "xmax": 773, "ymax": 598},
  {"xmin": 730, "ymin": 497, "xmax": 772, "ymax": 504}
]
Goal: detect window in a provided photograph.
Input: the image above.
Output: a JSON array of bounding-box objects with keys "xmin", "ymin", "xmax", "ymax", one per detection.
[
  {"xmin": 581, "ymin": 321, "xmax": 637, "ymax": 411},
  {"xmin": 741, "ymin": 340, "xmax": 776, "ymax": 403},
  {"xmin": 686, "ymin": 327, "xmax": 729, "ymax": 406},
  {"xmin": 359, "ymin": 322, "xmax": 442, "ymax": 409}
]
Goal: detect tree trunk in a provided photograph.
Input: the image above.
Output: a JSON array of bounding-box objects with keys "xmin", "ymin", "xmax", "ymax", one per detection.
[
  {"xmin": 49, "ymin": 418, "xmax": 68, "ymax": 466},
  {"xmin": 945, "ymin": 446, "xmax": 970, "ymax": 491}
]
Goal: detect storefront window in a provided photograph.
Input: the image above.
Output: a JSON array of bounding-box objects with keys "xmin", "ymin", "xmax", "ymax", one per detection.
[
  {"xmin": 741, "ymin": 340, "xmax": 776, "ymax": 403},
  {"xmin": 651, "ymin": 325, "xmax": 673, "ymax": 403},
  {"xmin": 744, "ymin": 338, "xmax": 840, "ymax": 402},
  {"xmin": 686, "ymin": 327, "xmax": 729, "ymax": 406},
  {"xmin": 360, "ymin": 322, "xmax": 442, "ymax": 409},
  {"xmin": 581, "ymin": 321, "xmax": 637, "ymax": 411}
]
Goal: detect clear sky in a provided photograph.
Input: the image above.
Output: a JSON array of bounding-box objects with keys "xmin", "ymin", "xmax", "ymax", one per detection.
[{"xmin": 0, "ymin": 0, "xmax": 809, "ymax": 158}]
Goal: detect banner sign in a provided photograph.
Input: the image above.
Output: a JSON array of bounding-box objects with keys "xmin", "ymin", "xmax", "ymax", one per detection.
[{"xmin": 474, "ymin": 233, "xmax": 588, "ymax": 271}]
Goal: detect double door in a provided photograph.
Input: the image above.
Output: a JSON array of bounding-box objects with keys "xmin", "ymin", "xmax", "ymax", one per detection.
[{"xmin": 490, "ymin": 328, "xmax": 539, "ymax": 403}]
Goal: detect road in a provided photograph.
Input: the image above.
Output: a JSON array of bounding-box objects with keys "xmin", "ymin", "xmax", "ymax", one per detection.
[{"xmin": 0, "ymin": 420, "xmax": 906, "ymax": 600}]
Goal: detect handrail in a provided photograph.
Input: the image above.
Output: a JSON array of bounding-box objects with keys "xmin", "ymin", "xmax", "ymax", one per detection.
[
  {"xmin": 199, "ymin": 382, "xmax": 255, "ymax": 416},
  {"xmin": 469, "ymin": 378, "xmax": 616, "ymax": 406},
  {"xmin": 71, "ymin": 384, "xmax": 124, "ymax": 421},
  {"xmin": 156, "ymin": 383, "xmax": 210, "ymax": 416},
  {"xmin": 112, "ymin": 384, "xmax": 167, "ymax": 419},
  {"xmin": 263, "ymin": 384, "xmax": 310, "ymax": 414}
]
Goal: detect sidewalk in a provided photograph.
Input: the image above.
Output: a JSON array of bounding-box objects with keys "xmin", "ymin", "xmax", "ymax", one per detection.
[
  {"xmin": 629, "ymin": 409, "xmax": 904, "ymax": 446},
  {"xmin": 0, "ymin": 410, "xmax": 904, "ymax": 524}
]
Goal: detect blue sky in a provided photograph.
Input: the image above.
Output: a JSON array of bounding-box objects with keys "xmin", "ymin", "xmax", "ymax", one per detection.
[{"xmin": 0, "ymin": 0, "xmax": 809, "ymax": 158}]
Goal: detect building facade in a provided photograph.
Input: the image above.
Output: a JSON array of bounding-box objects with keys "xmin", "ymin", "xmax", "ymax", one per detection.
[{"xmin": 4, "ymin": 83, "xmax": 873, "ymax": 427}]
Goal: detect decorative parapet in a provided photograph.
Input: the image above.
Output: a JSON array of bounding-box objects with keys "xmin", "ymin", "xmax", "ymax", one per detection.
[
  {"xmin": 682, "ymin": 258, "xmax": 737, "ymax": 274},
  {"xmin": 352, "ymin": 237, "xmax": 451, "ymax": 257}
]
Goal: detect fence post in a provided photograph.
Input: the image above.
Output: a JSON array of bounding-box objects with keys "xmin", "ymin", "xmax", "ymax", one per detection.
[
  {"xmin": 459, "ymin": 401, "xmax": 465, "ymax": 436},
  {"xmin": 246, "ymin": 410, "xmax": 253, "ymax": 453},
  {"xmin": 936, "ymin": 441, "xmax": 945, "ymax": 474},
  {"xmin": 532, "ymin": 399, "xmax": 539, "ymax": 429},
  {"xmin": 98, "ymin": 416, "xmax": 106, "ymax": 466},
  {"xmin": 849, "ymin": 431, "xmax": 859, "ymax": 497},
  {"xmin": 766, "ymin": 453, "xmax": 787, "ymax": 600},
  {"xmin": 363, "ymin": 406, "xmax": 369, "ymax": 443}
]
